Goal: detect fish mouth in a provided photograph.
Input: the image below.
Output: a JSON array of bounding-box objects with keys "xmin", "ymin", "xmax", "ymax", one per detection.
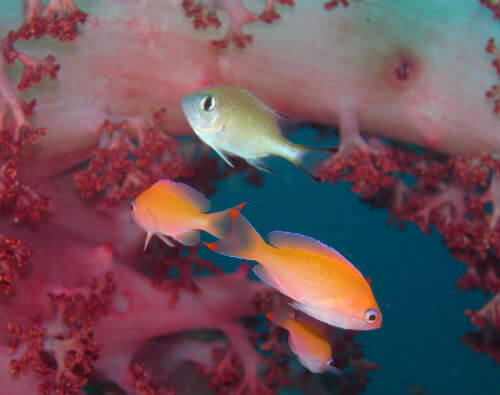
[{"xmin": 180, "ymin": 96, "xmax": 197, "ymax": 124}]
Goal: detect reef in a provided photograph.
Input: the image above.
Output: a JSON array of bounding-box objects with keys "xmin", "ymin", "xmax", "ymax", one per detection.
[{"xmin": 0, "ymin": 0, "xmax": 499, "ymax": 394}]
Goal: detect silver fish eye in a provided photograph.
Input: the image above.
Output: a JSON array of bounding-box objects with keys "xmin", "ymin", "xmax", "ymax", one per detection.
[
  {"xmin": 364, "ymin": 309, "xmax": 379, "ymax": 323},
  {"xmin": 129, "ymin": 201, "xmax": 135, "ymax": 211},
  {"xmin": 200, "ymin": 95, "xmax": 216, "ymax": 112}
]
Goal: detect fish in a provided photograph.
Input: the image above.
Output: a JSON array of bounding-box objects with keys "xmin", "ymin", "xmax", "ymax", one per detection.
[
  {"xmin": 205, "ymin": 210, "xmax": 382, "ymax": 330},
  {"xmin": 180, "ymin": 86, "xmax": 336, "ymax": 182},
  {"xmin": 267, "ymin": 306, "xmax": 341, "ymax": 374},
  {"xmin": 130, "ymin": 179, "xmax": 244, "ymax": 250}
]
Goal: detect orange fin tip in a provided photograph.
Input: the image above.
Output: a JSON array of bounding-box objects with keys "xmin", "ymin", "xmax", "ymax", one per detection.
[
  {"xmin": 204, "ymin": 241, "xmax": 217, "ymax": 251},
  {"xmin": 234, "ymin": 202, "xmax": 246, "ymax": 211},
  {"xmin": 228, "ymin": 207, "xmax": 244, "ymax": 220}
]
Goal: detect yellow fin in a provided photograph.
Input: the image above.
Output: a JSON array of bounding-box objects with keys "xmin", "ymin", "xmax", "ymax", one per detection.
[
  {"xmin": 156, "ymin": 179, "xmax": 211, "ymax": 213},
  {"xmin": 267, "ymin": 231, "xmax": 340, "ymax": 259}
]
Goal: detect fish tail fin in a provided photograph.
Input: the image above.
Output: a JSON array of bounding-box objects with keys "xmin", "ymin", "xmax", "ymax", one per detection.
[
  {"xmin": 204, "ymin": 211, "xmax": 264, "ymax": 261},
  {"xmin": 205, "ymin": 203, "xmax": 246, "ymax": 239},
  {"xmin": 288, "ymin": 145, "xmax": 337, "ymax": 183}
]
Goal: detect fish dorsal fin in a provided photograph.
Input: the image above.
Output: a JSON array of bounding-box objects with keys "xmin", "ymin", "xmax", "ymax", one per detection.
[
  {"xmin": 273, "ymin": 110, "xmax": 299, "ymax": 136},
  {"xmin": 173, "ymin": 229, "xmax": 200, "ymax": 246},
  {"xmin": 157, "ymin": 179, "xmax": 211, "ymax": 213},
  {"xmin": 267, "ymin": 231, "xmax": 339, "ymax": 259}
]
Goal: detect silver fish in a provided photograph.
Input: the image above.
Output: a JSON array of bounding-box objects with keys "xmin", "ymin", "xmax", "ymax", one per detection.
[{"xmin": 181, "ymin": 86, "xmax": 336, "ymax": 182}]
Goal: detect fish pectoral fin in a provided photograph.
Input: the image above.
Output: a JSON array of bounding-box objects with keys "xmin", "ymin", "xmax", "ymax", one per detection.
[
  {"xmin": 157, "ymin": 233, "xmax": 175, "ymax": 248},
  {"xmin": 253, "ymin": 264, "xmax": 283, "ymax": 293},
  {"xmin": 212, "ymin": 146, "xmax": 235, "ymax": 167},
  {"xmin": 143, "ymin": 232, "xmax": 154, "ymax": 251},
  {"xmin": 247, "ymin": 158, "xmax": 274, "ymax": 174},
  {"xmin": 289, "ymin": 300, "xmax": 315, "ymax": 317},
  {"xmin": 173, "ymin": 229, "xmax": 200, "ymax": 246}
]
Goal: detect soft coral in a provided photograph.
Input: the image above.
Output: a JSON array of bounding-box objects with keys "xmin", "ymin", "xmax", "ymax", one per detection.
[{"xmin": 8, "ymin": 272, "xmax": 114, "ymax": 394}]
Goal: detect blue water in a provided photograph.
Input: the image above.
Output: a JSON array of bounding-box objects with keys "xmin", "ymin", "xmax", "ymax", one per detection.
[{"xmin": 204, "ymin": 127, "xmax": 500, "ymax": 395}]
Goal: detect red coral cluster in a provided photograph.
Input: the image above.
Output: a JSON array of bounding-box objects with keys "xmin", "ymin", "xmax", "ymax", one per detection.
[
  {"xmin": 0, "ymin": 234, "xmax": 31, "ymax": 295},
  {"xmin": 318, "ymin": 135, "xmax": 500, "ymax": 364},
  {"xmin": 318, "ymin": 142, "xmax": 414, "ymax": 199},
  {"xmin": 0, "ymin": 0, "xmax": 86, "ymax": 224},
  {"xmin": 8, "ymin": 272, "xmax": 115, "ymax": 394},
  {"xmin": 182, "ymin": 0, "xmax": 294, "ymax": 49},
  {"xmin": 130, "ymin": 362, "xmax": 174, "ymax": 395},
  {"xmin": 74, "ymin": 111, "xmax": 192, "ymax": 206},
  {"xmin": 182, "ymin": 0, "xmax": 365, "ymax": 47}
]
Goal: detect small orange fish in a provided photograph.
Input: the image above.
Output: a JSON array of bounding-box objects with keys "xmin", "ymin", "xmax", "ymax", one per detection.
[
  {"xmin": 267, "ymin": 306, "xmax": 340, "ymax": 374},
  {"xmin": 206, "ymin": 211, "xmax": 381, "ymax": 330},
  {"xmin": 130, "ymin": 179, "xmax": 244, "ymax": 250}
]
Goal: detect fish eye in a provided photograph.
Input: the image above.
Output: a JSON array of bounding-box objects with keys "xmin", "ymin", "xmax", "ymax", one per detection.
[
  {"xmin": 200, "ymin": 95, "xmax": 216, "ymax": 112},
  {"xmin": 328, "ymin": 358, "xmax": 335, "ymax": 366},
  {"xmin": 129, "ymin": 201, "xmax": 135, "ymax": 211},
  {"xmin": 364, "ymin": 309, "xmax": 379, "ymax": 323}
]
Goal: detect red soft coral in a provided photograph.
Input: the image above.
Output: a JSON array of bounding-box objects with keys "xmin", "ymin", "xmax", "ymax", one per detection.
[
  {"xmin": 0, "ymin": 234, "xmax": 31, "ymax": 295},
  {"xmin": 74, "ymin": 111, "xmax": 192, "ymax": 206},
  {"xmin": 8, "ymin": 272, "xmax": 115, "ymax": 394}
]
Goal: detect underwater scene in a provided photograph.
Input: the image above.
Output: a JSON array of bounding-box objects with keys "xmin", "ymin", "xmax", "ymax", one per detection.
[{"xmin": 0, "ymin": 0, "xmax": 499, "ymax": 394}]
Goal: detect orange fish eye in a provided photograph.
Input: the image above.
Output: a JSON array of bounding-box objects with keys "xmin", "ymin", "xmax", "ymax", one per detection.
[
  {"xmin": 200, "ymin": 95, "xmax": 216, "ymax": 112},
  {"xmin": 364, "ymin": 309, "xmax": 379, "ymax": 323}
]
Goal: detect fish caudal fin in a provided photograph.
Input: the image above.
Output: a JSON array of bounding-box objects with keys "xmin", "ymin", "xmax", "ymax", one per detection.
[
  {"xmin": 291, "ymin": 146, "xmax": 337, "ymax": 183},
  {"xmin": 205, "ymin": 203, "xmax": 246, "ymax": 240},
  {"xmin": 204, "ymin": 210, "xmax": 264, "ymax": 261}
]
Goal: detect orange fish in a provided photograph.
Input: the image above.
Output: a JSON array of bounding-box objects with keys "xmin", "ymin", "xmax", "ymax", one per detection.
[
  {"xmin": 206, "ymin": 211, "xmax": 382, "ymax": 330},
  {"xmin": 267, "ymin": 306, "xmax": 340, "ymax": 374},
  {"xmin": 130, "ymin": 179, "xmax": 244, "ymax": 250}
]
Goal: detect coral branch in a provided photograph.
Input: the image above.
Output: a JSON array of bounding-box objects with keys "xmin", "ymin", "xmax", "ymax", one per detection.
[
  {"xmin": 0, "ymin": 158, "xmax": 50, "ymax": 223},
  {"xmin": 0, "ymin": 234, "xmax": 31, "ymax": 295},
  {"xmin": 8, "ymin": 272, "xmax": 115, "ymax": 394},
  {"xmin": 74, "ymin": 111, "xmax": 192, "ymax": 206},
  {"xmin": 197, "ymin": 320, "xmax": 281, "ymax": 394},
  {"xmin": 16, "ymin": 0, "xmax": 87, "ymax": 42},
  {"xmin": 183, "ymin": 0, "xmax": 295, "ymax": 48}
]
